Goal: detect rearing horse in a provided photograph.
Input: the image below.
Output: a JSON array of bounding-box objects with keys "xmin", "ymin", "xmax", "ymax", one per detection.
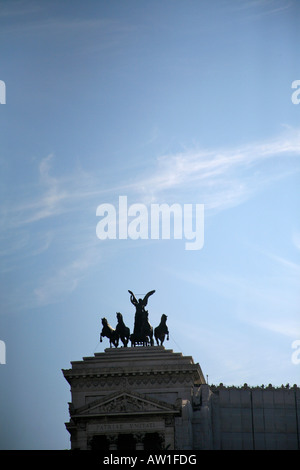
[
  {"xmin": 115, "ymin": 312, "xmax": 130, "ymax": 347},
  {"xmin": 142, "ymin": 311, "xmax": 154, "ymax": 346},
  {"xmin": 100, "ymin": 317, "xmax": 119, "ymax": 347},
  {"xmin": 154, "ymin": 314, "xmax": 169, "ymax": 346}
]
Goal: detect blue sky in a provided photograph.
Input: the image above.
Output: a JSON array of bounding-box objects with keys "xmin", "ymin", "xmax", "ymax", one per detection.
[{"xmin": 0, "ymin": 0, "xmax": 299, "ymax": 449}]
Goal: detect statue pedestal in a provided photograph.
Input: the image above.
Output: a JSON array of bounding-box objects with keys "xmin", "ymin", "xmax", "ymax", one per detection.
[{"xmin": 62, "ymin": 346, "xmax": 206, "ymax": 450}]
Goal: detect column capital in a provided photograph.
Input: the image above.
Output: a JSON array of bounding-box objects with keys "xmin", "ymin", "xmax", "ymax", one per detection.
[
  {"xmin": 108, "ymin": 434, "xmax": 118, "ymax": 450},
  {"xmin": 133, "ymin": 432, "xmax": 145, "ymax": 450}
]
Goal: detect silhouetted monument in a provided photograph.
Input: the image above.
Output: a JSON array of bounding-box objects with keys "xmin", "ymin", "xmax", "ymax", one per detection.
[
  {"xmin": 99, "ymin": 289, "xmax": 168, "ymax": 348},
  {"xmin": 62, "ymin": 289, "xmax": 300, "ymax": 450}
]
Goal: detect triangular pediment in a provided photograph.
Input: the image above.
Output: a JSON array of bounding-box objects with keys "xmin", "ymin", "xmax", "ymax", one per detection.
[{"xmin": 72, "ymin": 390, "xmax": 178, "ymax": 417}]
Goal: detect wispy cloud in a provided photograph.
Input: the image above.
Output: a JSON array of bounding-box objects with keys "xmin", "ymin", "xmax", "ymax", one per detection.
[
  {"xmin": 3, "ymin": 128, "xmax": 299, "ymax": 233},
  {"xmin": 131, "ymin": 127, "xmax": 300, "ymax": 209},
  {"xmin": 163, "ymin": 238, "xmax": 300, "ymax": 340},
  {"xmin": 261, "ymin": 252, "xmax": 300, "ymax": 272},
  {"xmin": 249, "ymin": 320, "xmax": 300, "ymax": 338},
  {"xmin": 0, "ymin": 0, "xmax": 42, "ymax": 18},
  {"xmin": 292, "ymin": 231, "xmax": 300, "ymax": 251},
  {"xmin": 0, "ymin": 5, "xmax": 138, "ymax": 53},
  {"xmin": 1, "ymin": 127, "xmax": 299, "ymax": 308},
  {"xmin": 0, "ymin": 153, "xmax": 108, "ymax": 230},
  {"xmin": 33, "ymin": 245, "xmax": 101, "ymax": 307},
  {"xmin": 231, "ymin": 0, "xmax": 293, "ymax": 17}
]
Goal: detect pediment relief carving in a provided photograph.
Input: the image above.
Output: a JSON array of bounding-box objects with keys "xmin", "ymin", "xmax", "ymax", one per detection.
[{"xmin": 72, "ymin": 391, "xmax": 178, "ymax": 417}]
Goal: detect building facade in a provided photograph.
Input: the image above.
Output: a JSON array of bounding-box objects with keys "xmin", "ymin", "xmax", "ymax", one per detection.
[{"xmin": 62, "ymin": 346, "xmax": 300, "ymax": 450}]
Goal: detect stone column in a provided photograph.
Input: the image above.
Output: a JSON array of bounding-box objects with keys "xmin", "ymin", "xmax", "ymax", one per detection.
[
  {"xmin": 165, "ymin": 416, "xmax": 175, "ymax": 450},
  {"xmin": 175, "ymin": 400, "xmax": 194, "ymax": 449},
  {"xmin": 158, "ymin": 432, "xmax": 165, "ymax": 450}
]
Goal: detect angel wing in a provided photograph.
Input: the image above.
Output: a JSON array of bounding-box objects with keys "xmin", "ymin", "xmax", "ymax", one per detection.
[
  {"xmin": 128, "ymin": 290, "xmax": 138, "ymax": 306},
  {"xmin": 142, "ymin": 290, "xmax": 156, "ymax": 306}
]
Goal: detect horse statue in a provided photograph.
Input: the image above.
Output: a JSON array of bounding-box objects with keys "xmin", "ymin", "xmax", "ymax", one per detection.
[
  {"xmin": 115, "ymin": 312, "xmax": 130, "ymax": 347},
  {"xmin": 154, "ymin": 314, "xmax": 169, "ymax": 346},
  {"xmin": 100, "ymin": 317, "xmax": 119, "ymax": 348},
  {"xmin": 140, "ymin": 310, "xmax": 154, "ymax": 346}
]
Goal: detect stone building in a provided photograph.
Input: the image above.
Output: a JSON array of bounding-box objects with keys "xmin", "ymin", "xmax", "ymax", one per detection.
[{"xmin": 62, "ymin": 346, "xmax": 300, "ymax": 450}]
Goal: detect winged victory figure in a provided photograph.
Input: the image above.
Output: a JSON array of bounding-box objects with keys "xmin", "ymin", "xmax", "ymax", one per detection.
[{"xmin": 128, "ymin": 290, "xmax": 155, "ymax": 346}]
